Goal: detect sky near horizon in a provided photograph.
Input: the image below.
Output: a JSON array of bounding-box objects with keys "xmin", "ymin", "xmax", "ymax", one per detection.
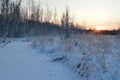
[{"xmin": 24, "ymin": 0, "xmax": 120, "ymax": 30}]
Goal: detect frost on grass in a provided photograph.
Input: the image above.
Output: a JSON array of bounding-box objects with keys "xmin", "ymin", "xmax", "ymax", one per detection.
[{"xmin": 31, "ymin": 34, "xmax": 120, "ymax": 80}]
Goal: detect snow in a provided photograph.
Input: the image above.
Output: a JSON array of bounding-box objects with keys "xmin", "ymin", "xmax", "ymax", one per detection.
[
  {"xmin": 0, "ymin": 39, "xmax": 78, "ymax": 80},
  {"xmin": 0, "ymin": 34, "xmax": 120, "ymax": 80},
  {"xmin": 31, "ymin": 35, "xmax": 120, "ymax": 80}
]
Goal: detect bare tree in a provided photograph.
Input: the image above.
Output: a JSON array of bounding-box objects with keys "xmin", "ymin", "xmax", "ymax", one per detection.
[
  {"xmin": 61, "ymin": 6, "xmax": 70, "ymax": 37},
  {"xmin": 61, "ymin": 13, "xmax": 65, "ymax": 28},
  {"xmin": 35, "ymin": 1, "xmax": 41, "ymax": 21},
  {"xmin": 40, "ymin": 8, "xmax": 44, "ymax": 22},
  {"xmin": 54, "ymin": 8, "xmax": 57, "ymax": 24},
  {"xmin": 30, "ymin": 0, "xmax": 36, "ymax": 21},
  {"xmin": 36, "ymin": 6, "xmax": 40, "ymax": 21},
  {"xmin": 8, "ymin": 0, "xmax": 21, "ymax": 37},
  {"xmin": 27, "ymin": 0, "xmax": 31, "ymax": 20},
  {"xmin": 1, "ymin": 0, "xmax": 10, "ymax": 37},
  {"xmin": 44, "ymin": 5, "xmax": 52, "ymax": 23},
  {"xmin": 65, "ymin": 6, "xmax": 70, "ymax": 37},
  {"xmin": 14, "ymin": 0, "xmax": 21, "ymax": 36}
]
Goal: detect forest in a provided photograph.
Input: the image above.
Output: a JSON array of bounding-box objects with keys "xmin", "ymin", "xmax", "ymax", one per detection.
[{"xmin": 0, "ymin": 0, "xmax": 119, "ymax": 37}]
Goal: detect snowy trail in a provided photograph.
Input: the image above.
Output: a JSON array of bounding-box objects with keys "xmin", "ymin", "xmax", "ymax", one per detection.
[{"xmin": 0, "ymin": 40, "xmax": 76, "ymax": 80}]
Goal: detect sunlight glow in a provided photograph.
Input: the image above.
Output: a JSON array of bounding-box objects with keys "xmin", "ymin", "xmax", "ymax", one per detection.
[
  {"xmin": 23, "ymin": 0, "xmax": 120, "ymax": 30},
  {"xmin": 95, "ymin": 26, "xmax": 104, "ymax": 30}
]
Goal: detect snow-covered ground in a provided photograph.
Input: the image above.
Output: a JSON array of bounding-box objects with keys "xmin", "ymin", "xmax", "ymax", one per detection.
[
  {"xmin": 0, "ymin": 39, "xmax": 78, "ymax": 80},
  {"xmin": 31, "ymin": 34, "xmax": 120, "ymax": 80},
  {"xmin": 0, "ymin": 34, "xmax": 120, "ymax": 80}
]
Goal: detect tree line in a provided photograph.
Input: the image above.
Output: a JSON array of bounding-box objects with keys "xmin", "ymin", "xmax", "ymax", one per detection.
[
  {"xmin": 0, "ymin": 0, "xmax": 78, "ymax": 37},
  {"xmin": 0, "ymin": 0, "xmax": 119, "ymax": 37}
]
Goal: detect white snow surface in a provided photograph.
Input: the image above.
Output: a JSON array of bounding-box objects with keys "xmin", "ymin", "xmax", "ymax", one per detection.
[
  {"xmin": 0, "ymin": 35, "xmax": 120, "ymax": 80},
  {"xmin": 0, "ymin": 39, "xmax": 78, "ymax": 80},
  {"xmin": 31, "ymin": 35, "xmax": 120, "ymax": 80}
]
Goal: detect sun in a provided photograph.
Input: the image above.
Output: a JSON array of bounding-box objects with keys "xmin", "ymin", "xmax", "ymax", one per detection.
[{"xmin": 95, "ymin": 26, "xmax": 103, "ymax": 30}]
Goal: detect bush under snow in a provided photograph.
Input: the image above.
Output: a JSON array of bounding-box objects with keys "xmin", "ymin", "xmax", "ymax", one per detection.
[{"xmin": 31, "ymin": 34, "xmax": 120, "ymax": 80}]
